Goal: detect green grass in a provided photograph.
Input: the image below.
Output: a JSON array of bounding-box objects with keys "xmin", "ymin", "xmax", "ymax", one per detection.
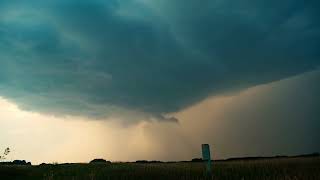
[{"xmin": 1, "ymin": 157, "xmax": 319, "ymax": 180}]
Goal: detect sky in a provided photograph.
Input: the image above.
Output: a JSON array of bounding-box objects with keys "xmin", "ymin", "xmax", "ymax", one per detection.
[{"xmin": 0, "ymin": 0, "xmax": 319, "ymax": 164}]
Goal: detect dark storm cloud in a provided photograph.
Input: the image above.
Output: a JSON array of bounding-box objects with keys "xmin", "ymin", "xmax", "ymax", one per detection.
[{"xmin": 0, "ymin": 0, "xmax": 319, "ymax": 122}]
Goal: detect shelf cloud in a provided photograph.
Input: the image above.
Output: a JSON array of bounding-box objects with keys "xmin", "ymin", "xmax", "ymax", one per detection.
[{"xmin": 0, "ymin": 0, "xmax": 319, "ymax": 122}]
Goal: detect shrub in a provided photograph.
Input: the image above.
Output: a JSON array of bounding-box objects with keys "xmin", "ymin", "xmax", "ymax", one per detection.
[{"xmin": 90, "ymin": 159, "xmax": 111, "ymax": 164}]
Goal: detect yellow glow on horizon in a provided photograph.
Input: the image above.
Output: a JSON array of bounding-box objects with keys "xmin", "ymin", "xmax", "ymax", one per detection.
[{"xmin": 0, "ymin": 97, "xmax": 155, "ymax": 164}]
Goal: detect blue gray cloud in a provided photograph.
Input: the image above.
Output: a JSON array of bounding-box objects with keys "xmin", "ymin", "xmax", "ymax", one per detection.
[{"xmin": 0, "ymin": 0, "xmax": 319, "ymax": 122}]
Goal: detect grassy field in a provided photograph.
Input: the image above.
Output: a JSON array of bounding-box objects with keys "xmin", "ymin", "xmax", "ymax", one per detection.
[{"xmin": 1, "ymin": 157, "xmax": 319, "ymax": 180}]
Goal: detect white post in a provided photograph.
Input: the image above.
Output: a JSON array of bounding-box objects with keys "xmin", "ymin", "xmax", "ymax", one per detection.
[{"xmin": 202, "ymin": 144, "xmax": 212, "ymax": 176}]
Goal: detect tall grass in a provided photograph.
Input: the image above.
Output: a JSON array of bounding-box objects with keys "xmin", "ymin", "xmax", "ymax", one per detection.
[{"xmin": 0, "ymin": 157, "xmax": 319, "ymax": 180}]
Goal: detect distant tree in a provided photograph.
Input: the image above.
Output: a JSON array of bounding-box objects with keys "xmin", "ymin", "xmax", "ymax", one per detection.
[
  {"xmin": 12, "ymin": 160, "xmax": 31, "ymax": 165},
  {"xmin": 0, "ymin": 147, "xmax": 10, "ymax": 162},
  {"xmin": 90, "ymin": 159, "xmax": 111, "ymax": 164}
]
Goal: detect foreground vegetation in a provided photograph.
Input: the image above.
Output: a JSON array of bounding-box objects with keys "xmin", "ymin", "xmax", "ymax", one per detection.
[{"xmin": 1, "ymin": 157, "xmax": 319, "ymax": 180}]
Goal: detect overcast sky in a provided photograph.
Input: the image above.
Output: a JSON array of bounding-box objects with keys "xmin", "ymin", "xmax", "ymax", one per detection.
[{"xmin": 0, "ymin": 0, "xmax": 319, "ymax": 164}]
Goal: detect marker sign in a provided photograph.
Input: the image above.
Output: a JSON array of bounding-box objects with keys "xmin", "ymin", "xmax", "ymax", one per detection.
[{"xmin": 202, "ymin": 144, "xmax": 212, "ymax": 175}]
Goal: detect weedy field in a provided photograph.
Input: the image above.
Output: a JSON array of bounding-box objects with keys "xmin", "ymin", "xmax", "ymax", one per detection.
[{"xmin": 0, "ymin": 157, "xmax": 319, "ymax": 180}]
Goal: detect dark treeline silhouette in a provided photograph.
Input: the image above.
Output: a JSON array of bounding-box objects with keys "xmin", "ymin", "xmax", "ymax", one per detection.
[
  {"xmin": 191, "ymin": 158, "xmax": 205, "ymax": 162},
  {"xmin": 0, "ymin": 160, "xmax": 31, "ymax": 165},
  {"xmin": 132, "ymin": 153, "xmax": 320, "ymax": 164},
  {"xmin": 0, "ymin": 153, "xmax": 318, "ymax": 166},
  {"xmin": 215, "ymin": 153, "xmax": 320, "ymax": 162}
]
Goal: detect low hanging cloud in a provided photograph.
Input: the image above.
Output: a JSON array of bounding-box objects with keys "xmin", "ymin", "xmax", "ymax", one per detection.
[{"xmin": 0, "ymin": 0, "xmax": 319, "ymax": 122}]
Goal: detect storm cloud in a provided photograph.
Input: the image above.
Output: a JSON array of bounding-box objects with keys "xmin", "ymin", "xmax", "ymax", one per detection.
[{"xmin": 0, "ymin": 0, "xmax": 319, "ymax": 122}]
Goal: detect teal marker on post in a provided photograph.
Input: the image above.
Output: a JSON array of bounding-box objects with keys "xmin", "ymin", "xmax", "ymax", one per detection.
[{"xmin": 202, "ymin": 144, "xmax": 212, "ymax": 176}]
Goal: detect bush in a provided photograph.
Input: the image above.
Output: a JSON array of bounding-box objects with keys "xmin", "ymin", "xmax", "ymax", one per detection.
[
  {"xmin": 90, "ymin": 159, "xmax": 111, "ymax": 164},
  {"xmin": 12, "ymin": 160, "xmax": 31, "ymax": 165}
]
